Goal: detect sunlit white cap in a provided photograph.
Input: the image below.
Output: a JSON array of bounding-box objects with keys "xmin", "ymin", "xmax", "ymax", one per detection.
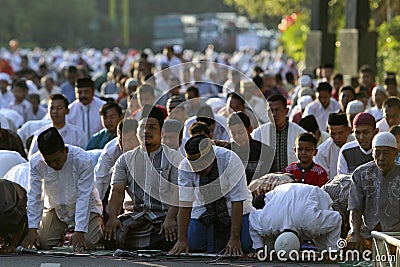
[
  {"xmin": 0, "ymin": 72, "xmax": 11, "ymax": 84},
  {"xmin": 372, "ymin": 132, "xmax": 397, "ymax": 149},
  {"xmin": 274, "ymin": 231, "xmax": 300, "ymax": 257}
]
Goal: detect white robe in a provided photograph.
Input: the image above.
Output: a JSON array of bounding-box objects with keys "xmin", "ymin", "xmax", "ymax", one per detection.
[
  {"xmin": 314, "ymin": 135, "xmax": 355, "ymax": 179},
  {"xmin": 251, "ymin": 122, "xmax": 306, "ymax": 167},
  {"xmin": 249, "ymin": 183, "xmax": 341, "ymax": 251}
]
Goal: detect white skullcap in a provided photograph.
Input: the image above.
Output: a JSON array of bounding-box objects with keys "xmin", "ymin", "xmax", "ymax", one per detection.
[
  {"xmin": 299, "ymin": 75, "xmax": 312, "ymax": 87},
  {"xmin": 298, "ymin": 95, "xmax": 313, "ymax": 110},
  {"xmin": 372, "ymin": 132, "xmax": 397, "ymax": 149},
  {"xmin": 0, "ymin": 72, "xmax": 11, "ymax": 84},
  {"xmin": 25, "ymin": 80, "xmax": 38, "ymax": 94},
  {"xmin": 173, "ymin": 45, "xmax": 183, "ymax": 54},
  {"xmin": 274, "ymin": 231, "xmax": 300, "ymax": 258},
  {"xmin": 346, "ymin": 100, "xmax": 364, "ymax": 114},
  {"xmin": 298, "ymin": 87, "xmax": 315, "ymax": 98},
  {"xmin": 372, "ymin": 85, "xmax": 388, "ymax": 97}
]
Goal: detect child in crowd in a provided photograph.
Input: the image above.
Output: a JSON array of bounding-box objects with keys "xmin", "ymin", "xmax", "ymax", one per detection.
[
  {"xmin": 8, "ymin": 80, "xmax": 34, "ymax": 123},
  {"xmin": 283, "ymin": 132, "xmax": 328, "ymax": 187}
]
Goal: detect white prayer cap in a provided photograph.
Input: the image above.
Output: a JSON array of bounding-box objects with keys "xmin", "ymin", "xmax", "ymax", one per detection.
[
  {"xmin": 299, "ymin": 75, "xmax": 312, "ymax": 88},
  {"xmin": 372, "ymin": 132, "xmax": 397, "ymax": 149},
  {"xmin": 0, "ymin": 72, "xmax": 11, "ymax": 84},
  {"xmin": 173, "ymin": 45, "xmax": 183, "ymax": 54},
  {"xmin": 298, "ymin": 95, "xmax": 313, "ymax": 110},
  {"xmin": 346, "ymin": 100, "xmax": 364, "ymax": 115},
  {"xmin": 371, "ymin": 85, "xmax": 388, "ymax": 97},
  {"xmin": 274, "ymin": 231, "xmax": 300, "ymax": 257}
]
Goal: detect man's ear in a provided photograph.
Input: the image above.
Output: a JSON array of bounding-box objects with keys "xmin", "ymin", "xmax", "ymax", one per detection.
[
  {"xmin": 65, "ymin": 146, "xmax": 69, "ymax": 154},
  {"xmin": 65, "ymin": 108, "xmax": 70, "ymax": 115},
  {"xmin": 294, "ymin": 147, "xmax": 297, "ymax": 153},
  {"xmin": 314, "ymin": 148, "xmax": 318, "ymax": 156}
]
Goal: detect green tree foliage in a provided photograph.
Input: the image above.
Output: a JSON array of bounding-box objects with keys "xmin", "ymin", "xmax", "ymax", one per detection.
[
  {"xmin": 279, "ymin": 13, "xmax": 308, "ymax": 63},
  {"xmin": 377, "ymin": 15, "xmax": 400, "ymax": 81}
]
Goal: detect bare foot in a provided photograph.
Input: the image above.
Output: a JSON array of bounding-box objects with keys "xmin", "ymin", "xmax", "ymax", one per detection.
[{"xmin": 0, "ymin": 245, "xmax": 16, "ymax": 254}]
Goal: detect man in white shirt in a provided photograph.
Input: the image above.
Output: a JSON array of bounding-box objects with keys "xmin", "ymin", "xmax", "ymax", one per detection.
[
  {"xmin": 169, "ymin": 135, "xmax": 253, "ymax": 255},
  {"xmin": 303, "ymin": 82, "xmax": 341, "ymax": 132},
  {"xmin": 249, "ymin": 183, "xmax": 341, "ymax": 253},
  {"xmin": 314, "ymin": 113, "xmax": 354, "ymax": 179},
  {"xmin": 0, "ymin": 72, "xmax": 14, "ymax": 109},
  {"xmin": 21, "ymin": 127, "xmax": 103, "ymax": 251},
  {"xmin": 28, "ymin": 94, "xmax": 87, "ymax": 158},
  {"xmin": 337, "ymin": 112, "xmax": 378, "ymax": 175},
  {"xmin": 95, "ymin": 119, "xmax": 139, "ymax": 202},
  {"xmin": 376, "ymin": 97, "xmax": 400, "ymax": 132},
  {"xmin": 67, "ymin": 78, "xmax": 106, "ymax": 141},
  {"xmin": 252, "ymin": 95, "xmax": 306, "ymax": 172},
  {"xmin": 0, "ymin": 150, "xmax": 27, "ymax": 178}
]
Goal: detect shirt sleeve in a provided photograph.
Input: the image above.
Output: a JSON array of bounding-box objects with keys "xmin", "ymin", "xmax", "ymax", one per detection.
[
  {"xmin": 178, "ymin": 163, "xmax": 195, "ymax": 202},
  {"xmin": 94, "ymin": 149, "xmax": 114, "ymax": 200},
  {"xmin": 249, "ymin": 210, "xmax": 266, "ymax": 249},
  {"xmin": 110, "ymin": 153, "xmax": 130, "ymax": 186},
  {"xmin": 348, "ymin": 168, "xmax": 365, "ymax": 212},
  {"xmin": 337, "ymin": 147, "xmax": 349, "ymax": 175},
  {"xmin": 225, "ymin": 153, "xmax": 248, "ymax": 202},
  {"xmin": 27, "ymin": 160, "xmax": 44, "ymax": 229},
  {"xmin": 75, "ymin": 159, "xmax": 96, "ymax": 233}
]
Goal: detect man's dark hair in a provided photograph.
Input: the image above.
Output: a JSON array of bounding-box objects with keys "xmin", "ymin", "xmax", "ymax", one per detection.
[
  {"xmin": 227, "ymin": 112, "xmax": 251, "ymax": 128},
  {"xmin": 186, "ymin": 86, "xmax": 199, "ymax": 97},
  {"xmin": 137, "ymin": 84, "xmax": 155, "ymax": 96},
  {"xmin": 316, "ymin": 82, "xmax": 332, "ymax": 94},
  {"xmin": 252, "ymin": 76, "xmax": 263, "ymax": 89},
  {"xmin": 118, "ymin": 118, "xmax": 138, "ymax": 134},
  {"xmin": 196, "ymin": 105, "xmax": 215, "ymax": 126},
  {"xmin": 13, "ymin": 79, "xmax": 28, "ymax": 90},
  {"xmin": 389, "ymin": 125, "xmax": 400, "ymax": 136},
  {"xmin": 189, "ymin": 121, "xmax": 211, "ymax": 137},
  {"xmin": 295, "ymin": 132, "xmax": 318, "ymax": 147},
  {"xmin": 100, "ymin": 102, "xmax": 122, "ymax": 117},
  {"xmin": 49, "ymin": 94, "xmax": 69, "ymax": 108},
  {"xmin": 285, "ymin": 72, "xmax": 295, "ymax": 84},
  {"xmin": 339, "ymin": 86, "xmax": 355, "ymax": 97},
  {"xmin": 333, "ymin": 73, "xmax": 343, "ymax": 81},
  {"xmin": 383, "ymin": 97, "xmax": 400, "ymax": 110},
  {"xmin": 359, "ymin": 64, "xmax": 375, "ymax": 76},
  {"xmin": 267, "ymin": 94, "xmax": 287, "ymax": 108},
  {"xmin": 227, "ymin": 92, "xmax": 245, "ymax": 105}
]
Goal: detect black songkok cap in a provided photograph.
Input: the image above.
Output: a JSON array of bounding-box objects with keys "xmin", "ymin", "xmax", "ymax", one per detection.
[
  {"xmin": 38, "ymin": 127, "xmax": 65, "ymax": 155},
  {"xmin": 141, "ymin": 105, "xmax": 165, "ymax": 128},
  {"xmin": 184, "ymin": 134, "xmax": 213, "ymax": 161},
  {"xmin": 328, "ymin": 113, "xmax": 348, "ymax": 126},
  {"xmin": 298, "ymin": 115, "xmax": 319, "ymax": 133},
  {"xmin": 75, "ymin": 78, "xmax": 94, "ymax": 88}
]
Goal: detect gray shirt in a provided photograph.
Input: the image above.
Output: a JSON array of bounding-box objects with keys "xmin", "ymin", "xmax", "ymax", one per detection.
[
  {"xmin": 111, "ymin": 145, "xmax": 183, "ymax": 219},
  {"xmin": 349, "ymin": 161, "xmax": 400, "ymax": 235}
]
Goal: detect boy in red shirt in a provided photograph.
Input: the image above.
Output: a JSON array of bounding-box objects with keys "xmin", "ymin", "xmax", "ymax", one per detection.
[{"xmin": 283, "ymin": 133, "xmax": 328, "ymax": 187}]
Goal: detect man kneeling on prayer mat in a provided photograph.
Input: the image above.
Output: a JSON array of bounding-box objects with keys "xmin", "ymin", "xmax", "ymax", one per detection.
[
  {"xmin": 169, "ymin": 134, "xmax": 253, "ymax": 256},
  {"xmin": 104, "ymin": 105, "xmax": 183, "ymax": 250},
  {"xmin": 21, "ymin": 127, "xmax": 103, "ymax": 251},
  {"xmin": 0, "ymin": 180, "xmax": 27, "ymax": 254},
  {"xmin": 249, "ymin": 183, "xmax": 341, "ymax": 256}
]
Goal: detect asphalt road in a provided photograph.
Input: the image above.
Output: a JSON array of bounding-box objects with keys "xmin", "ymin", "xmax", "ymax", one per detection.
[{"xmin": 0, "ymin": 254, "xmax": 343, "ymax": 267}]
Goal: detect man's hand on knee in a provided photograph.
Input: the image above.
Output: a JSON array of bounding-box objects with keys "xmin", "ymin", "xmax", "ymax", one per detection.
[
  {"xmin": 104, "ymin": 217, "xmax": 123, "ymax": 241},
  {"xmin": 21, "ymin": 228, "xmax": 39, "ymax": 249}
]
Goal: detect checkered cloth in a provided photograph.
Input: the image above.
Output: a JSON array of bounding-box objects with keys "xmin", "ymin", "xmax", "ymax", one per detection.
[
  {"xmin": 115, "ymin": 211, "xmax": 167, "ymax": 250},
  {"xmin": 248, "ymin": 172, "xmax": 297, "ymax": 197}
]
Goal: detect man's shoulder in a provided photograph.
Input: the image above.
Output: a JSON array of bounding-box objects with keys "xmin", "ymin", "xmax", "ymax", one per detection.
[
  {"xmin": 341, "ymin": 140, "xmax": 359, "ymax": 151},
  {"xmin": 318, "ymin": 137, "xmax": 334, "ymax": 150},
  {"xmin": 288, "ymin": 121, "xmax": 306, "ymax": 133},
  {"xmin": 353, "ymin": 161, "xmax": 377, "ymax": 174}
]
